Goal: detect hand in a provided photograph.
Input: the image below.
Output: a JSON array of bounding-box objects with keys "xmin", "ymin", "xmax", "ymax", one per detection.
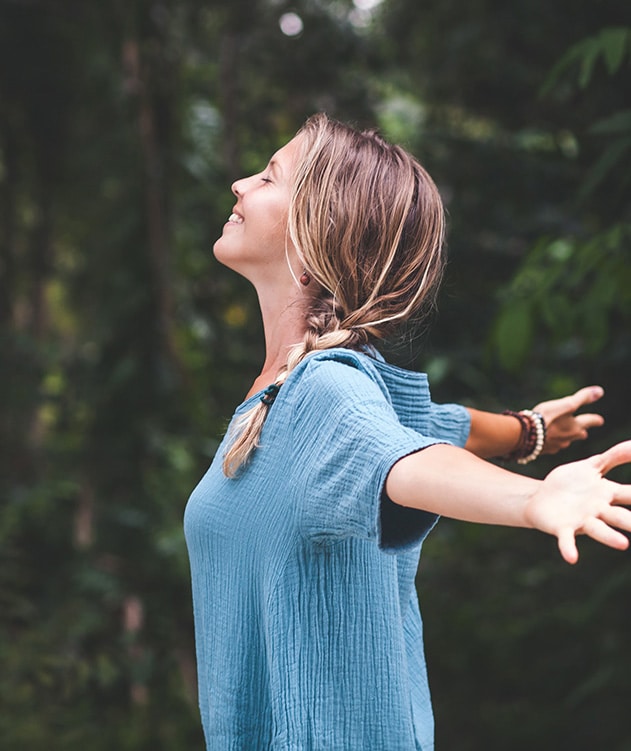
[
  {"xmin": 525, "ymin": 441, "xmax": 631, "ymax": 564},
  {"xmin": 534, "ymin": 386, "xmax": 605, "ymax": 455}
]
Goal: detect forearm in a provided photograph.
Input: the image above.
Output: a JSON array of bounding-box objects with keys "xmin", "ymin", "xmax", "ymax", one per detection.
[
  {"xmin": 464, "ymin": 386, "xmax": 605, "ymax": 460},
  {"xmin": 464, "ymin": 408, "xmax": 522, "ymax": 459},
  {"xmin": 386, "ymin": 443, "xmax": 539, "ymax": 527},
  {"xmin": 387, "ymin": 439, "xmax": 631, "ymax": 565}
]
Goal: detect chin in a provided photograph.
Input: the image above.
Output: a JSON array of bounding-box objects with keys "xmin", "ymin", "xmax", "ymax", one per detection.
[
  {"xmin": 213, "ymin": 242, "xmax": 250, "ymax": 281},
  {"xmin": 213, "ymin": 238, "xmax": 235, "ymax": 267}
]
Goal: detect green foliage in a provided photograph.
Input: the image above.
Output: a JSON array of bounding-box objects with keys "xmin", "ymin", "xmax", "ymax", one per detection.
[
  {"xmin": 489, "ymin": 20, "xmax": 630, "ymax": 480},
  {"xmin": 493, "ymin": 226, "xmax": 631, "ymax": 370},
  {"xmin": 424, "ymin": 520, "xmax": 631, "ymax": 751},
  {"xmin": 541, "ymin": 26, "xmax": 631, "ymax": 202},
  {"xmin": 542, "ymin": 27, "xmax": 631, "ymax": 92}
]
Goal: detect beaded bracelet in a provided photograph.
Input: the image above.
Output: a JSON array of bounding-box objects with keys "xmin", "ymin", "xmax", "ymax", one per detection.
[
  {"xmin": 501, "ymin": 409, "xmax": 547, "ymax": 464},
  {"xmin": 517, "ymin": 409, "xmax": 546, "ymax": 464}
]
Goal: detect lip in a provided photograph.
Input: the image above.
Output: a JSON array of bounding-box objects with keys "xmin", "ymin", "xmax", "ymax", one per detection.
[{"xmin": 222, "ymin": 210, "xmax": 243, "ymax": 232}]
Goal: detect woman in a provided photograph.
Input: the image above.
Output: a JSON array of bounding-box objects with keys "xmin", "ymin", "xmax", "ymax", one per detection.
[{"xmin": 184, "ymin": 114, "xmax": 631, "ymax": 750}]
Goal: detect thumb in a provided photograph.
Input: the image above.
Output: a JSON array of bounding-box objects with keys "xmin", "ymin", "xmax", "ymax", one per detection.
[{"xmin": 591, "ymin": 440, "xmax": 631, "ymax": 475}]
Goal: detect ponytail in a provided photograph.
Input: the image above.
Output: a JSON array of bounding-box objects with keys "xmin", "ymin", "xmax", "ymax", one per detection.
[{"xmin": 222, "ymin": 113, "xmax": 445, "ymax": 476}]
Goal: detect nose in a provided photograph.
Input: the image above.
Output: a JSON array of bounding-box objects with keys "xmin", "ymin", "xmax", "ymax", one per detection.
[{"xmin": 231, "ymin": 174, "xmax": 253, "ymax": 197}]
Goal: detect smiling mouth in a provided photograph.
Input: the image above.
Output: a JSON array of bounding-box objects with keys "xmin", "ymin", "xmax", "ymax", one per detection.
[{"xmin": 228, "ymin": 213, "xmax": 243, "ymax": 224}]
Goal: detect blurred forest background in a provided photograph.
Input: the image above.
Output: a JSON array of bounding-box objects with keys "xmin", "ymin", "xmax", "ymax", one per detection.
[{"xmin": 0, "ymin": 0, "xmax": 629, "ymax": 748}]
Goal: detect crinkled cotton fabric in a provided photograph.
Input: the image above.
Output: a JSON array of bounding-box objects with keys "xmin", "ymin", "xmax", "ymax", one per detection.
[{"xmin": 184, "ymin": 349, "xmax": 470, "ymax": 750}]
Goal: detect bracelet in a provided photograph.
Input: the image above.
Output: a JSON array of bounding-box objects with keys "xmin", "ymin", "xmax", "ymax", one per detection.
[
  {"xmin": 501, "ymin": 409, "xmax": 547, "ymax": 464},
  {"xmin": 517, "ymin": 409, "xmax": 546, "ymax": 464}
]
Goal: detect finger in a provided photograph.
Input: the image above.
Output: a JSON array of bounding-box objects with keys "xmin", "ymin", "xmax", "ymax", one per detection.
[
  {"xmin": 610, "ymin": 481, "xmax": 631, "ymax": 507},
  {"xmin": 582, "ymin": 517, "xmax": 630, "ymax": 551},
  {"xmin": 535, "ymin": 386, "xmax": 603, "ymax": 421},
  {"xmin": 600, "ymin": 505, "xmax": 631, "ymax": 532},
  {"xmin": 575, "ymin": 413, "xmax": 605, "ymax": 432},
  {"xmin": 557, "ymin": 528, "xmax": 579, "ymax": 564},
  {"xmin": 572, "ymin": 385, "xmax": 605, "ymax": 407},
  {"xmin": 591, "ymin": 440, "xmax": 631, "ymax": 475}
]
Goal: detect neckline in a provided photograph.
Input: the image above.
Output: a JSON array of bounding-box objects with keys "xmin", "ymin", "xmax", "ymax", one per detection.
[{"xmin": 234, "ymin": 348, "xmax": 428, "ymax": 414}]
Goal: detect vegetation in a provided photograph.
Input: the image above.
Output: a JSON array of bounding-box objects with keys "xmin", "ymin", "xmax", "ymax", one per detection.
[{"xmin": 0, "ymin": 0, "xmax": 629, "ymax": 748}]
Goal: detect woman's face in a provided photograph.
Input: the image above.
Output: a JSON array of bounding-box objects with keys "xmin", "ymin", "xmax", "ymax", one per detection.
[{"xmin": 213, "ymin": 136, "xmax": 302, "ymax": 286}]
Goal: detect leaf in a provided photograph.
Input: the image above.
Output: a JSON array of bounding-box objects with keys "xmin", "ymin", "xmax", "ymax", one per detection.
[
  {"xmin": 546, "ymin": 294, "xmax": 575, "ymax": 339},
  {"xmin": 494, "ymin": 301, "xmax": 533, "ymax": 372},
  {"xmin": 577, "ymin": 137, "xmax": 631, "ymax": 202},
  {"xmin": 578, "ymin": 39, "xmax": 602, "ymax": 88},
  {"xmin": 589, "ymin": 109, "xmax": 631, "ymax": 135},
  {"xmin": 543, "ymin": 28, "xmax": 630, "ymax": 94},
  {"xmin": 539, "ymin": 43, "xmax": 585, "ymax": 96},
  {"xmin": 599, "ymin": 27, "xmax": 630, "ymax": 75},
  {"xmin": 546, "ymin": 238, "xmax": 574, "ymax": 263}
]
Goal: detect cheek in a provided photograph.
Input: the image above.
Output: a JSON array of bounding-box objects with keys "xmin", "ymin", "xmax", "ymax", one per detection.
[
  {"xmin": 250, "ymin": 207, "xmax": 289, "ymax": 250},
  {"xmin": 265, "ymin": 216, "xmax": 289, "ymax": 246}
]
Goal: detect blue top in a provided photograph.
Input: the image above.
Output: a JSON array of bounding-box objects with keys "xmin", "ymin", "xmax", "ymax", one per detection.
[{"xmin": 184, "ymin": 349, "xmax": 470, "ymax": 750}]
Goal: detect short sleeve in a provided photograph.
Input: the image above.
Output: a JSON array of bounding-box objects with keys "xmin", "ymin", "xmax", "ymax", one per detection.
[
  {"xmin": 428, "ymin": 402, "xmax": 471, "ymax": 448},
  {"xmin": 289, "ymin": 358, "xmax": 442, "ymax": 551}
]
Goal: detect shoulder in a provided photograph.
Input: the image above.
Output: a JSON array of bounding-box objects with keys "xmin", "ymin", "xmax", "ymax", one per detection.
[{"xmin": 287, "ymin": 348, "xmax": 392, "ymax": 406}]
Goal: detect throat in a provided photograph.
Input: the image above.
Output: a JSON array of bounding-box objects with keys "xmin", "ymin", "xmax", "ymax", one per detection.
[{"xmin": 246, "ymin": 368, "xmax": 283, "ymax": 399}]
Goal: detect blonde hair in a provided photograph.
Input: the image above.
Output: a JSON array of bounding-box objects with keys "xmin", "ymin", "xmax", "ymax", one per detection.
[{"xmin": 223, "ymin": 114, "xmax": 446, "ymax": 477}]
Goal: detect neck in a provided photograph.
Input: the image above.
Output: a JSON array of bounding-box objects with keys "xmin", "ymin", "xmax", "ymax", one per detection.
[{"xmin": 246, "ymin": 283, "xmax": 311, "ymax": 397}]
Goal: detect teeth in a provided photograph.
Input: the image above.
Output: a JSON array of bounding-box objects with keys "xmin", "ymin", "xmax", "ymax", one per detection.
[{"xmin": 228, "ymin": 213, "xmax": 243, "ymax": 224}]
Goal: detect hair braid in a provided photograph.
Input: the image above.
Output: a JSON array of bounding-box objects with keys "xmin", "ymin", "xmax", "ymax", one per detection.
[
  {"xmin": 223, "ymin": 113, "xmax": 446, "ymax": 477},
  {"xmin": 222, "ymin": 294, "xmax": 365, "ymax": 477}
]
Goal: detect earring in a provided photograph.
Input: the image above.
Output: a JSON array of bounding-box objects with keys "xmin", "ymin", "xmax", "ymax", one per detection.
[{"xmin": 299, "ymin": 270, "xmax": 311, "ymax": 286}]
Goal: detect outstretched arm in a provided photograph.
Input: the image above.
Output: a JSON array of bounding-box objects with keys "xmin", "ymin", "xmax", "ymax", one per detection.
[
  {"xmin": 464, "ymin": 386, "xmax": 605, "ymax": 459},
  {"xmin": 386, "ymin": 440, "xmax": 631, "ymax": 564}
]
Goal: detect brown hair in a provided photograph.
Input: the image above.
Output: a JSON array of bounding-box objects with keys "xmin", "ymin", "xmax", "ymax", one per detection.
[{"xmin": 223, "ymin": 113, "xmax": 446, "ymax": 476}]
